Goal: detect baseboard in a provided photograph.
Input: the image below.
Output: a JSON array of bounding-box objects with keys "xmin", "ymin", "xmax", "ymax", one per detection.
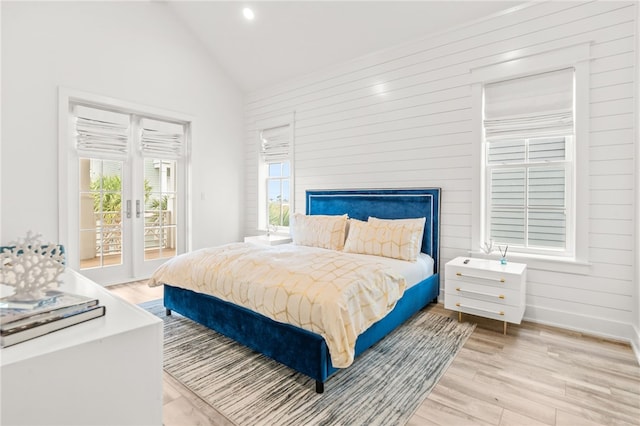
[
  {"xmin": 434, "ymin": 296, "xmax": 640, "ymax": 364},
  {"xmin": 524, "ymin": 305, "xmax": 640, "ymax": 364},
  {"xmin": 631, "ymin": 324, "xmax": 640, "ymax": 365}
]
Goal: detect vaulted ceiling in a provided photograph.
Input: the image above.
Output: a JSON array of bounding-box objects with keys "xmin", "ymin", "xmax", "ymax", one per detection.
[{"xmin": 166, "ymin": 1, "xmax": 523, "ymax": 92}]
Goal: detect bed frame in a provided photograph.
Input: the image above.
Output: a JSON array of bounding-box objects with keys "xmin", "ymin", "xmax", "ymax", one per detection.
[{"xmin": 164, "ymin": 188, "xmax": 441, "ymax": 393}]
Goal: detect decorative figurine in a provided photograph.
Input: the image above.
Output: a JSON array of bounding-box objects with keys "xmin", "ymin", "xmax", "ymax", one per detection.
[
  {"xmin": 0, "ymin": 232, "xmax": 65, "ymax": 300},
  {"xmin": 498, "ymin": 245, "xmax": 509, "ymax": 265}
]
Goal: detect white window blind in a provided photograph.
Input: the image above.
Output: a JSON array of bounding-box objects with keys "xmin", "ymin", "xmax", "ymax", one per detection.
[
  {"xmin": 484, "ymin": 68, "xmax": 574, "ymax": 254},
  {"xmin": 74, "ymin": 105, "xmax": 130, "ymax": 159},
  {"xmin": 484, "ymin": 68, "xmax": 574, "ymax": 140},
  {"xmin": 140, "ymin": 118, "xmax": 185, "ymax": 159},
  {"xmin": 260, "ymin": 124, "xmax": 290, "ymax": 162}
]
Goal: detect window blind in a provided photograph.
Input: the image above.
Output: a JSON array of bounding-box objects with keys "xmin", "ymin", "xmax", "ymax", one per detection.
[
  {"xmin": 139, "ymin": 118, "xmax": 185, "ymax": 159},
  {"xmin": 260, "ymin": 124, "xmax": 290, "ymax": 162},
  {"xmin": 484, "ymin": 68, "xmax": 574, "ymax": 140},
  {"xmin": 74, "ymin": 105, "xmax": 130, "ymax": 159}
]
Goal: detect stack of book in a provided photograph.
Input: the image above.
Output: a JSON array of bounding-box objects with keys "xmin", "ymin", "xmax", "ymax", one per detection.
[{"xmin": 0, "ymin": 290, "xmax": 106, "ymax": 348}]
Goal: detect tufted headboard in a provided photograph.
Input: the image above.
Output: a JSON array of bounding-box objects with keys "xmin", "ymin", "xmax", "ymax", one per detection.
[{"xmin": 305, "ymin": 188, "xmax": 441, "ymax": 273}]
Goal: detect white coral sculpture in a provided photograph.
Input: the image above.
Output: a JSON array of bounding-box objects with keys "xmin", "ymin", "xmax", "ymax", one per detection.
[{"xmin": 0, "ymin": 231, "xmax": 65, "ymax": 300}]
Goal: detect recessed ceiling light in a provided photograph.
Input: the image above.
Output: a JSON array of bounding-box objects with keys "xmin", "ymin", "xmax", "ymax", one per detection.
[{"xmin": 243, "ymin": 7, "xmax": 255, "ymax": 21}]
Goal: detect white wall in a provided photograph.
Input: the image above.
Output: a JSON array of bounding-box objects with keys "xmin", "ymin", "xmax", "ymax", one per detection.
[
  {"xmin": 244, "ymin": 1, "xmax": 638, "ymax": 343},
  {"xmin": 1, "ymin": 1, "xmax": 244, "ymax": 251}
]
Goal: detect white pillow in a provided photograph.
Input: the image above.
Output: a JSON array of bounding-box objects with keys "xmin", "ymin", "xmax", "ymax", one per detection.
[
  {"xmin": 291, "ymin": 213, "xmax": 348, "ymax": 251},
  {"xmin": 343, "ymin": 217, "xmax": 425, "ymax": 261}
]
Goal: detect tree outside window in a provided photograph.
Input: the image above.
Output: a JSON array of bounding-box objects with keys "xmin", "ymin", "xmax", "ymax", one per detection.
[{"xmin": 267, "ymin": 161, "xmax": 290, "ymax": 227}]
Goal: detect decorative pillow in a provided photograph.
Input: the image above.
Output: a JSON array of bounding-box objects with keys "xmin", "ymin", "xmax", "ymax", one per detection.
[
  {"xmin": 291, "ymin": 213, "xmax": 348, "ymax": 251},
  {"xmin": 343, "ymin": 216, "xmax": 426, "ymax": 261}
]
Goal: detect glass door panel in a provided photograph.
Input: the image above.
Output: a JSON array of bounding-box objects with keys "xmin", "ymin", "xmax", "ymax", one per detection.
[
  {"xmin": 79, "ymin": 158, "xmax": 124, "ymax": 270},
  {"xmin": 143, "ymin": 158, "xmax": 177, "ymax": 261}
]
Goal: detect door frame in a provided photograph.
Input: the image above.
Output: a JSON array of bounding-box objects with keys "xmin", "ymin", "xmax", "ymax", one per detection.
[{"xmin": 58, "ymin": 87, "xmax": 192, "ymax": 285}]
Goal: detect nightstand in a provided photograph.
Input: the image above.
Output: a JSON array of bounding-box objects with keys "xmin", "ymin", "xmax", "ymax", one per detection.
[
  {"xmin": 444, "ymin": 257, "xmax": 527, "ymax": 334},
  {"xmin": 244, "ymin": 235, "xmax": 292, "ymax": 246}
]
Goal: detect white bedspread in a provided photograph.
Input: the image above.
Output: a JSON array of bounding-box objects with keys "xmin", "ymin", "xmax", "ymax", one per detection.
[{"xmin": 148, "ymin": 243, "xmax": 406, "ymax": 368}]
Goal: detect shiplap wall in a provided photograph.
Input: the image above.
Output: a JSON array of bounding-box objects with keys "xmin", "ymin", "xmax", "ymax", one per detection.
[{"xmin": 243, "ymin": 1, "xmax": 638, "ymax": 341}]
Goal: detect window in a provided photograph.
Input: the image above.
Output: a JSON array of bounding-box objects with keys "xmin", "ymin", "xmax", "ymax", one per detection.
[
  {"xmin": 483, "ymin": 68, "xmax": 574, "ymax": 257},
  {"xmin": 266, "ymin": 161, "xmax": 290, "ymax": 227},
  {"xmin": 258, "ymin": 121, "xmax": 293, "ymax": 231}
]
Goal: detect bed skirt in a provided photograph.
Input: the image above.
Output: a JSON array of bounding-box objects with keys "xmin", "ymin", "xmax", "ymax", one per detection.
[{"xmin": 163, "ymin": 273, "xmax": 439, "ymax": 393}]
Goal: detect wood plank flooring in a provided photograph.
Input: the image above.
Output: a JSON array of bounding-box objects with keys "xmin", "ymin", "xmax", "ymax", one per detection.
[{"xmin": 109, "ymin": 281, "xmax": 640, "ymax": 426}]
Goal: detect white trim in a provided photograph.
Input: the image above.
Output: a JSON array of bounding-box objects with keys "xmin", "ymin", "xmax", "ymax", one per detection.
[
  {"xmin": 470, "ymin": 250, "xmax": 590, "ymax": 275},
  {"xmin": 470, "ymin": 42, "xmax": 591, "ymax": 84},
  {"xmin": 524, "ymin": 304, "xmax": 639, "ymax": 357},
  {"xmin": 634, "ymin": 0, "xmax": 640, "ymax": 366},
  {"xmin": 290, "ymin": 111, "xmax": 296, "ymax": 221},
  {"xmin": 58, "ymin": 90, "xmax": 72, "ymax": 256},
  {"xmin": 632, "ymin": 324, "xmax": 640, "ymax": 365},
  {"xmin": 61, "ymin": 87, "xmax": 193, "ymax": 124},
  {"xmin": 573, "ymin": 58, "xmax": 590, "ymax": 265},
  {"xmin": 0, "ymin": 3, "xmax": 3, "ymax": 244},
  {"xmin": 471, "ymin": 83, "xmax": 484, "ymax": 253},
  {"xmin": 254, "ymin": 114, "xmax": 294, "ymax": 134}
]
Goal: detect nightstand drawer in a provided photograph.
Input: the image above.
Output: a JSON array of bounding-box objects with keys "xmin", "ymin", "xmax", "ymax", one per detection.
[
  {"xmin": 444, "ymin": 282, "xmax": 521, "ymax": 307},
  {"xmin": 445, "ymin": 265, "xmax": 523, "ymax": 291},
  {"xmin": 444, "ymin": 294, "xmax": 525, "ymax": 324}
]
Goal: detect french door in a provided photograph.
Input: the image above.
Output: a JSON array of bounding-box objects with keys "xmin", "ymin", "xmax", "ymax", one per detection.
[
  {"xmin": 77, "ymin": 156, "xmax": 182, "ymax": 283},
  {"xmin": 60, "ymin": 90, "xmax": 189, "ymax": 285}
]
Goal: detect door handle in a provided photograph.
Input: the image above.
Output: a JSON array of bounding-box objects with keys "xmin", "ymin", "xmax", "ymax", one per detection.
[
  {"xmin": 126, "ymin": 200, "xmax": 132, "ymax": 219},
  {"xmin": 136, "ymin": 200, "xmax": 141, "ymax": 218}
]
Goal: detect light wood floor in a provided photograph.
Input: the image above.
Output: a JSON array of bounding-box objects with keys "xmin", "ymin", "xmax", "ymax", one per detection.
[{"xmin": 110, "ymin": 281, "xmax": 640, "ymax": 426}]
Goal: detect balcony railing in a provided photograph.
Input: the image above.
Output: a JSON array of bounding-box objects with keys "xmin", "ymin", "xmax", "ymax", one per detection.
[{"xmin": 93, "ymin": 210, "xmax": 173, "ymax": 255}]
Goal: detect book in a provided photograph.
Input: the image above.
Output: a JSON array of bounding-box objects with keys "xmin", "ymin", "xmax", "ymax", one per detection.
[
  {"xmin": 0, "ymin": 290, "xmax": 99, "ymax": 326},
  {"xmin": 0, "ymin": 293, "xmax": 60, "ymax": 310},
  {"xmin": 0, "ymin": 305, "xmax": 106, "ymax": 348},
  {"xmin": 1, "ymin": 301, "xmax": 100, "ymax": 333}
]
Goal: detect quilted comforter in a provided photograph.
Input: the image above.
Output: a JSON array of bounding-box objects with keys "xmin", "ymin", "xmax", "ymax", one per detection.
[{"xmin": 148, "ymin": 243, "xmax": 406, "ymax": 367}]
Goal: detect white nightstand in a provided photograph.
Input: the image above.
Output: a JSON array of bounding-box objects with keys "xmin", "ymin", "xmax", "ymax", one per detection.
[
  {"xmin": 444, "ymin": 257, "xmax": 527, "ymax": 334},
  {"xmin": 244, "ymin": 235, "xmax": 292, "ymax": 246}
]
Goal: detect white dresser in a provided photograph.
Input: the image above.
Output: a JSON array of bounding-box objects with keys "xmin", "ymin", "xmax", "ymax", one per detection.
[
  {"xmin": 444, "ymin": 257, "xmax": 527, "ymax": 334},
  {"xmin": 1, "ymin": 269, "xmax": 163, "ymax": 426}
]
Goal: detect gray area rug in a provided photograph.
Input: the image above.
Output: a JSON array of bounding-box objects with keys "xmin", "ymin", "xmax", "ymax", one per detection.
[{"xmin": 141, "ymin": 299, "xmax": 475, "ymax": 426}]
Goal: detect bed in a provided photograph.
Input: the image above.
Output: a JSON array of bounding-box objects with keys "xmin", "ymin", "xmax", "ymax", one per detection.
[{"xmin": 152, "ymin": 188, "xmax": 440, "ymax": 393}]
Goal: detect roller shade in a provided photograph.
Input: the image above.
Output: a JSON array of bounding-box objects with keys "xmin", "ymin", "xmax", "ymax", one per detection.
[
  {"xmin": 140, "ymin": 118, "xmax": 185, "ymax": 159},
  {"xmin": 260, "ymin": 124, "xmax": 290, "ymax": 162},
  {"xmin": 484, "ymin": 68, "xmax": 574, "ymax": 141},
  {"xmin": 74, "ymin": 105, "xmax": 130, "ymax": 159}
]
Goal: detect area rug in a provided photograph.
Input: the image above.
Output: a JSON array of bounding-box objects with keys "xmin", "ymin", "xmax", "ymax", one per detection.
[{"xmin": 141, "ymin": 299, "xmax": 475, "ymax": 426}]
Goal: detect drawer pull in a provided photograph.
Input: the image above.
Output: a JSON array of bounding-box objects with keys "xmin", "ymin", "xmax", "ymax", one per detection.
[
  {"xmin": 456, "ymin": 272, "xmax": 505, "ymax": 283},
  {"xmin": 455, "ymin": 287, "xmax": 505, "ymax": 299},
  {"xmin": 455, "ymin": 302, "xmax": 504, "ymax": 316}
]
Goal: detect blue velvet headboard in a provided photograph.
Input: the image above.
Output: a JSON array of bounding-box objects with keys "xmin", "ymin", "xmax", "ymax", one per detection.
[{"xmin": 306, "ymin": 188, "xmax": 441, "ymax": 273}]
